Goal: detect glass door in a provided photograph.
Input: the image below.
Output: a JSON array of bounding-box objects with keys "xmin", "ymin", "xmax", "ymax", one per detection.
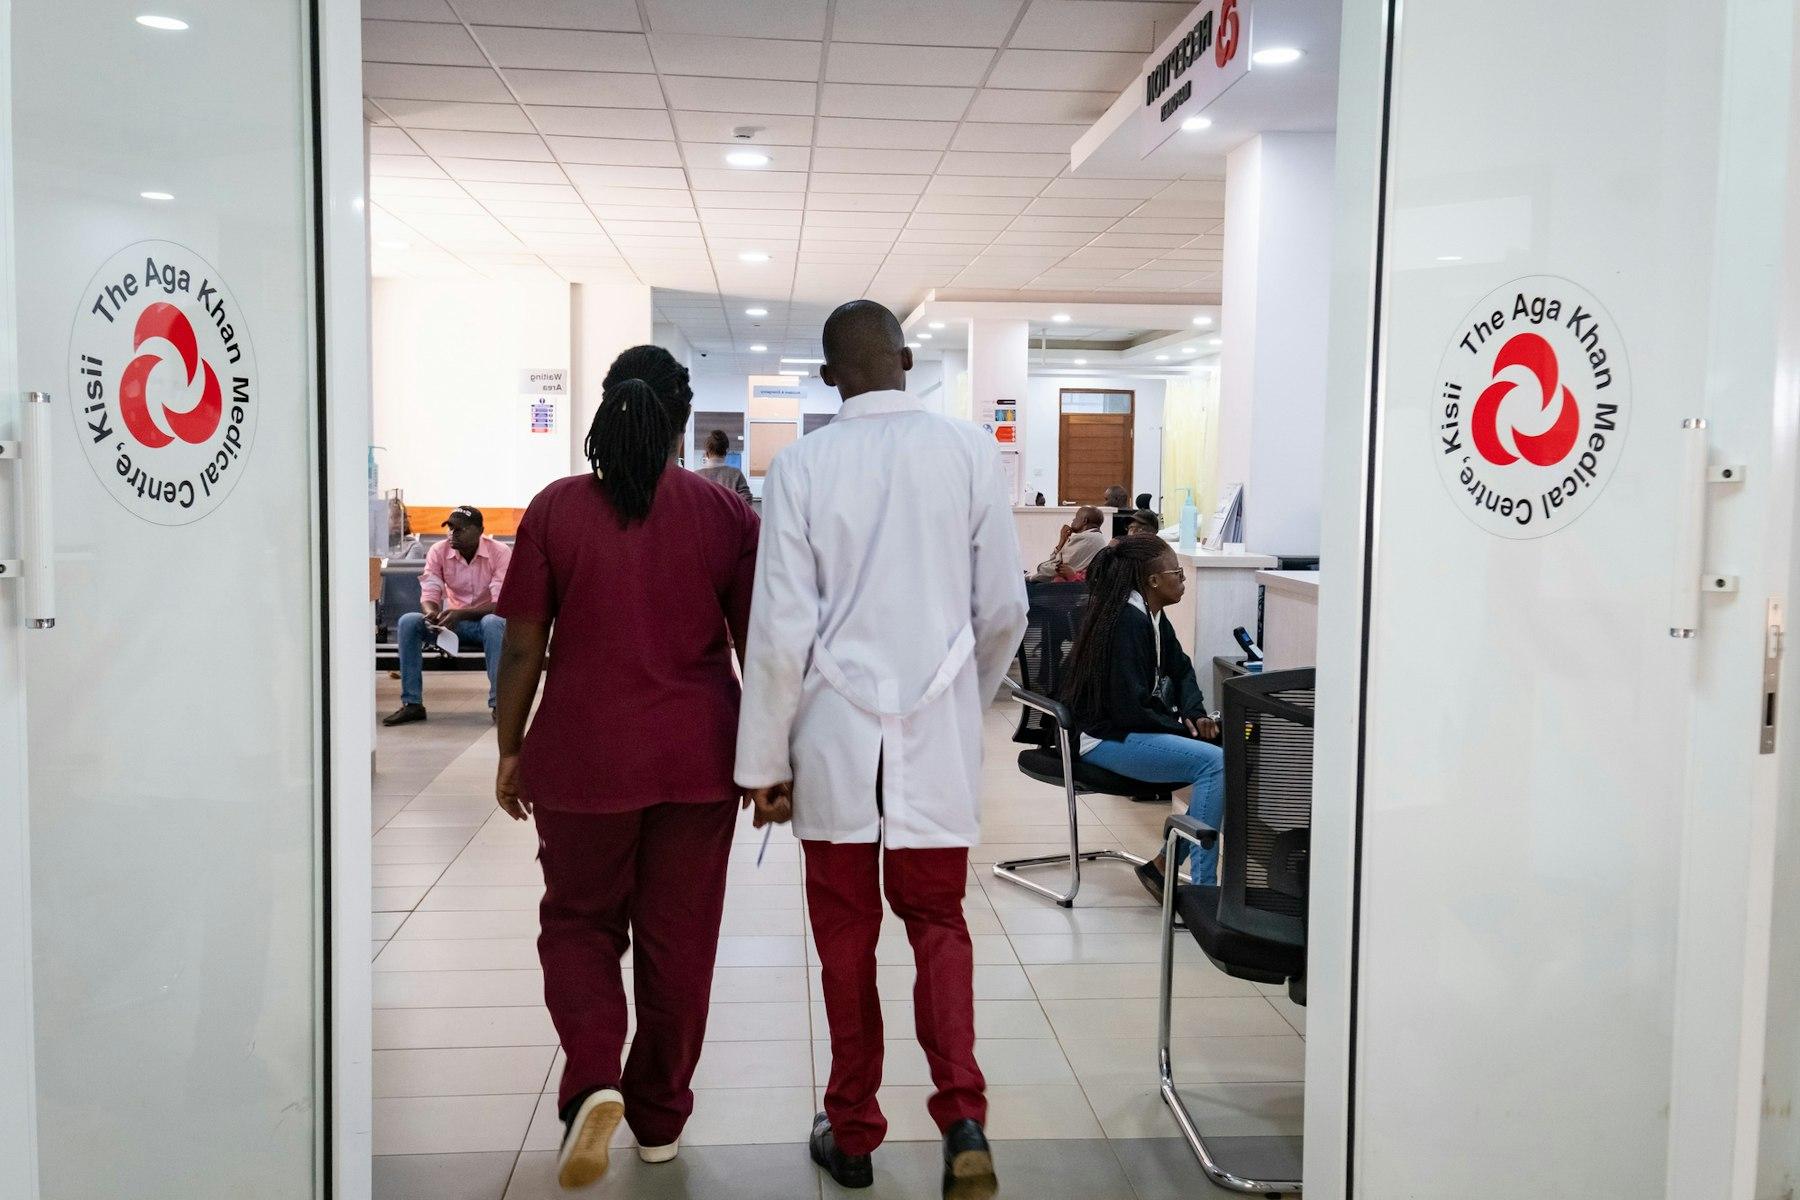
[{"xmin": 2, "ymin": 1, "xmax": 329, "ymax": 1195}]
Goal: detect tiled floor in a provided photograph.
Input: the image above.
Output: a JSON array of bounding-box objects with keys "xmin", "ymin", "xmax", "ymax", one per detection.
[{"xmin": 371, "ymin": 672, "xmax": 1305, "ymax": 1200}]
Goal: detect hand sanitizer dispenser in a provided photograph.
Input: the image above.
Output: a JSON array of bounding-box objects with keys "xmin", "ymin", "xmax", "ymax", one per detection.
[{"xmin": 1179, "ymin": 488, "xmax": 1199, "ymax": 550}]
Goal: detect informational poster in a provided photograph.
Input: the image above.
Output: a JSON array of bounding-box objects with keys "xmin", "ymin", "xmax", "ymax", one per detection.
[
  {"xmin": 529, "ymin": 400, "xmax": 555, "ymax": 434},
  {"xmin": 999, "ymin": 450, "xmax": 1021, "ymax": 504}
]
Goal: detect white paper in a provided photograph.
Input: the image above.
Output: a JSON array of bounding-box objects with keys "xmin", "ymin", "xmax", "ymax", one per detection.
[{"xmin": 434, "ymin": 626, "xmax": 459, "ymax": 655}]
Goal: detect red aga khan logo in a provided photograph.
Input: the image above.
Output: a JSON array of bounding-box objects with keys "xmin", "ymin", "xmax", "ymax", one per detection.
[
  {"xmin": 1433, "ymin": 276, "xmax": 1629, "ymax": 538},
  {"xmin": 69, "ymin": 240, "xmax": 257, "ymax": 525}
]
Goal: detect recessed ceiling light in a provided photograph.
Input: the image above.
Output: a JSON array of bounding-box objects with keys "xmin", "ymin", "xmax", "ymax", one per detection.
[
  {"xmin": 136, "ymin": 14, "xmax": 188, "ymax": 30},
  {"xmin": 1208, "ymin": 337, "xmax": 1222, "ymax": 346},
  {"xmin": 1073, "ymin": 358, "xmax": 1087, "ymax": 365},
  {"xmin": 1182, "ymin": 347, "xmax": 1197, "ymax": 354},
  {"xmin": 378, "ymin": 239, "xmax": 410, "ymax": 250},
  {"xmin": 781, "ymin": 357, "xmax": 825, "ymax": 365},
  {"xmin": 778, "ymin": 369, "xmax": 808, "ymax": 377},
  {"xmin": 906, "ymin": 342, "xmax": 921, "ymax": 349},
  {"xmin": 1051, "ymin": 313, "xmax": 1071, "ymax": 323},
  {"xmin": 726, "ymin": 150, "xmax": 770, "ymax": 168},
  {"xmin": 1180, "ymin": 116, "xmax": 1212, "ymax": 132},
  {"xmin": 1191, "ymin": 315, "xmax": 1212, "ymax": 326},
  {"xmin": 928, "ymin": 321, "xmax": 945, "ymax": 330},
  {"xmin": 917, "ymin": 332, "xmax": 932, "ymax": 340},
  {"xmin": 1253, "ymin": 46, "xmax": 1304, "ymax": 65},
  {"xmin": 738, "ymin": 251, "xmax": 770, "ymax": 263},
  {"xmin": 745, "ymin": 306, "xmax": 768, "ymax": 316},
  {"xmin": 749, "ymin": 343, "xmax": 767, "ymax": 352},
  {"xmin": 140, "ymin": 190, "xmax": 174, "ymax": 201},
  {"xmin": 1155, "ymin": 354, "xmax": 1169, "ymax": 361},
  {"xmin": 1436, "ymin": 254, "xmax": 1463, "ymax": 262}
]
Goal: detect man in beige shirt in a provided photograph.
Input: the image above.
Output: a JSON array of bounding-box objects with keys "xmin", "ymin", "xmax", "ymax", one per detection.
[{"xmin": 1028, "ymin": 505, "xmax": 1106, "ymax": 582}]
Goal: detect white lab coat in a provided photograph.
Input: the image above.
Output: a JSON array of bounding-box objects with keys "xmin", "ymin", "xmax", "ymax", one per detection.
[{"xmin": 735, "ymin": 389, "xmax": 1029, "ymax": 848}]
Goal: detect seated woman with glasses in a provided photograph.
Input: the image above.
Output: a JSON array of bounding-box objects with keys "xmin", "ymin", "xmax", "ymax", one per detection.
[{"xmin": 1060, "ymin": 535, "xmax": 1223, "ymax": 903}]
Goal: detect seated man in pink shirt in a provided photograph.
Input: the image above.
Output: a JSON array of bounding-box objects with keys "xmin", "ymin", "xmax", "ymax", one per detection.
[{"xmin": 385, "ymin": 505, "xmax": 512, "ymax": 726}]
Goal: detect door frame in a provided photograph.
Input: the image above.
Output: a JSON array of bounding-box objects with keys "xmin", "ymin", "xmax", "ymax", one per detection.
[
  {"xmin": 1310, "ymin": 2, "xmax": 1800, "ymax": 1197},
  {"xmin": 1056, "ymin": 386, "xmax": 1135, "ymax": 505},
  {"xmin": 0, "ymin": 2, "xmax": 371, "ymax": 1197}
]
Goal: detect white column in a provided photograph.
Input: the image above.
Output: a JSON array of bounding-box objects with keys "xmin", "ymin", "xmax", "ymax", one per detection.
[
  {"xmin": 927, "ymin": 347, "xmax": 967, "ymax": 417},
  {"xmin": 965, "ymin": 318, "xmax": 1028, "ymax": 426},
  {"xmin": 1218, "ymin": 131, "xmax": 1335, "ymax": 556},
  {"xmin": 569, "ymin": 281, "xmax": 653, "ymax": 473}
]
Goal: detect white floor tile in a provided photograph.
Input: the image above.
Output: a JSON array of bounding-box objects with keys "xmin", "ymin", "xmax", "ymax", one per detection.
[
  {"xmin": 373, "ymin": 1093, "xmax": 537, "ymax": 1155},
  {"xmin": 374, "ymin": 1045, "xmax": 557, "ymax": 1097},
  {"xmin": 373, "ymin": 1005, "xmax": 559, "ymax": 1050}
]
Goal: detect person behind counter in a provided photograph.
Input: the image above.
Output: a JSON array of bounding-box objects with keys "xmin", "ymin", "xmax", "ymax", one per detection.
[
  {"xmin": 694, "ymin": 429, "xmax": 754, "ymax": 504},
  {"xmin": 1027, "ymin": 505, "xmax": 1106, "ymax": 582},
  {"xmin": 1061, "ymin": 535, "xmax": 1223, "ymax": 903}
]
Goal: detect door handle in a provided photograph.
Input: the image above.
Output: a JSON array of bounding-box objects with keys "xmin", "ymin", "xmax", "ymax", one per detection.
[
  {"xmin": 1669, "ymin": 417, "xmax": 1745, "ymax": 639},
  {"xmin": 0, "ymin": 390, "xmax": 55, "ymax": 628}
]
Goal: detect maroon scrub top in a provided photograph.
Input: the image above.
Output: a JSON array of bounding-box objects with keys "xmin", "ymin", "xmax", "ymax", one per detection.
[{"xmin": 497, "ymin": 467, "xmax": 759, "ymax": 813}]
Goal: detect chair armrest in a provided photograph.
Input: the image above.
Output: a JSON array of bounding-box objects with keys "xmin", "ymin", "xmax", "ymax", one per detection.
[
  {"xmin": 1163, "ymin": 813, "xmax": 1218, "ymax": 850},
  {"xmin": 1008, "ymin": 682, "xmax": 1073, "ymax": 732}
]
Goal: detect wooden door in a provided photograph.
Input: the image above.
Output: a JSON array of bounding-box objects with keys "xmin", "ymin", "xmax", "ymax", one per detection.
[{"xmin": 1058, "ymin": 389, "xmax": 1133, "ymax": 504}]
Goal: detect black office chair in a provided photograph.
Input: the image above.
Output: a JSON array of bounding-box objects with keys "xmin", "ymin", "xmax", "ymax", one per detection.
[
  {"xmin": 997, "ymin": 582, "xmax": 1171, "ymax": 907},
  {"xmin": 1157, "ymin": 667, "xmax": 1312, "ymax": 1195}
]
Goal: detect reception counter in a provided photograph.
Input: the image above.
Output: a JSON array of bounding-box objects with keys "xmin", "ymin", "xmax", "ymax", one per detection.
[{"xmin": 1256, "ymin": 569, "xmax": 1320, "ymax": 670}]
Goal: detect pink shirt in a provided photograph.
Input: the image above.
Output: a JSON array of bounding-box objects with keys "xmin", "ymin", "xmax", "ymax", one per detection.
[{"xmin": 420, "ymin": 535, "xmax": 511, "ymax": 610}]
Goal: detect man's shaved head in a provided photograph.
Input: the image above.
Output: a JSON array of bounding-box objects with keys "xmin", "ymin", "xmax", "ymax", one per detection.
[
  {"xmin": 1073, "ymin": 505, "xmax": 1103, "ymax": 531},
  {"xmin": 819, "ymin": 299, "xmax": 912, "ymax": 402}
]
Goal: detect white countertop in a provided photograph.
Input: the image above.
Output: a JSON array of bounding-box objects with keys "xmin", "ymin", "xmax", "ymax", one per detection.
[
  {"xmin": 1257, "ymin": 569, "xmax": 1321, "ymax": 597},
  {"xmin": 1174, "ymin": 544, "xmax": 1280, "ymax": 570}
]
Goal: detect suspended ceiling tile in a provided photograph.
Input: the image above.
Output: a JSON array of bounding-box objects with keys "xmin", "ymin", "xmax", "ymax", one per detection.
[
  {"xmin": 826, "ymin": 43, "xmax": 996, "ymax": 87},
  {"xmin": 362, "ymin": 19, "xmax": 487, "ymax": 66},
  {"xmin": 951, "ymin": 122, "xmax": 1088, "ymax": 153},
  {"xmin": 671, "ymin": 111, "xmax": 816, "ymax": 146},
  {"xmin": 562, "ymin": 163, "xmax": 690, "ymax": 190},
  {"xmin": 650, "ymin": 34, "xmax": 823, "ymax": 81},
  {"xmin": 1009, "ymin": 0, "xmax": 1195, "ymax": 52},
  {"xmin": 501, "ymin": 69, "xmax": 666, "ymax": 108},
  {"xmin": 809, "ymin": 172, "xmax": 930, "ymax": 194},
  {"xmin": 363, "ymin": 63, "xmax": 512, "ymax": 103},
  {"xmin": 527, "ymin": 105, "xmax": 676, "ymax": 140},
  {"xmin": 830, "ymin": 0, "xmax": 1025, "ymax": 46},
  {"xmin": 410, "ymin": 128, "xmax": 553, "ymax": 160},
  {"xmin": 986, "ymin": 48, "xmax": 1145, "ymax": 92},
  {"xmin": 938, "ymin": 150, "xmax": 1071, "ymax": 177},
  {"xmin": 370, "ymin": 154, "xmax": 446, "ymax": 179},
  {"xmin": 1023, "ymin": 196, "xmax": 1139, "ymax": 217},
  {"xmin": 457, "ymin": 0, "xmax": 642, "ymax": 30},
  {"xmin": 642, "ymin": 0, "xmax": 828, "ymax": 40},
  {"xmin": 473, "ymin": 27, "xmax": 652, "ymax": 72},
  {"xmin": 925, "ymin": 175, "xmax": 1051, "ymax": 197},
  {"xmin": 435, "ymin": 158, "xmax": 569, "ymax": 184},
  {"xmin": 815, "ymin": 116, "xmax": 956, "ymax": 151},
  {"xmin": 965, "ymin": 87, "xmax": 1113, "ymax": 124},
  {"xmin": 661, "ymin": 76, "xmax": 818, "ymax": 117},
  {"xmin": 819, "ymin": 83, "xmax": 974, "ymax": 122},
  {"xmin": 548, "ymin": 136, "xmax": 685, "ymax": 167},
  {"xmin": 374, "ymin": 98, "xmax": 534, "ymax": 132},
  {"xmin": 810, "ymin": 146, "xmax": 942, "ymax": 175}
]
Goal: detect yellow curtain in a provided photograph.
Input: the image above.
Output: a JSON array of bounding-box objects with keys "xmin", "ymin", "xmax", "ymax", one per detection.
[{"xmin": 1161, "ymin": 367, "xmax": 1221, "ymax": 518}]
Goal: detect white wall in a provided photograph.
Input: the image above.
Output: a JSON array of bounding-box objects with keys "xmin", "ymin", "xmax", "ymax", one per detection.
[
  {"xmin": 1022, "ymin": 374, "xmax": 1167, "ymax": 505},
  {"xmin": 371, "ymin": 278, "xmax": 571, "ymax": 509}
]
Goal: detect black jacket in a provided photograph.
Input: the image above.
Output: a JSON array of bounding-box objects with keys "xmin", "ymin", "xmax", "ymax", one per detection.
[{"xmin": 1072, "ymin": 603, "xmax": 1209, "ymax": 743}]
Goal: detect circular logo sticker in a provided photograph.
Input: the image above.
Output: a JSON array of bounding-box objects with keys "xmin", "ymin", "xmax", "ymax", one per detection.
[
  {"xmin": 68, "ymin": 240, "xmax": 258, "ymax": 525},
  {"xmin": 1433, "ymin": 276, "xmax": 1629, "ymax": 538}
]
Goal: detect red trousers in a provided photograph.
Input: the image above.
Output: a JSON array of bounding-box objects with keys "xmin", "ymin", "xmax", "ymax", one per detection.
[
  {"xmin": 534, "ymin": 800, "xmax": 736, "ymax": 1146},
  {"xmin": 803, "ymin": 839, "xmax": 986, "ymax": 1155}
]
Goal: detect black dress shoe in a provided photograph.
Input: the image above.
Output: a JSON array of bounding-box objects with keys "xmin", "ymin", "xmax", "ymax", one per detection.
[
  {"xmin": 382, "ymin": 702, "xmax": 427, "ymax": 727},
  {"xmin": 1134, "ymin": 859, "xmax": 1166, "ymax": 905},
  {"xmin": 809, "ymin": 1112, "xmax": 873, "ymax": 1189},
  {"xmin": 941, "ymin": 1118, "xmax": 998, "ymax": 1200}
]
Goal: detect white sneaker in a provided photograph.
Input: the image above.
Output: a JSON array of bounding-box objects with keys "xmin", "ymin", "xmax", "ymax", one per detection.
[
  {"xmin": 637, "ymin": 1139, "xmax": 680, "ymax": 1164},
  {"xmin": 557, "ymin": 1089, "xmax": 624, "ymax": 1189}
]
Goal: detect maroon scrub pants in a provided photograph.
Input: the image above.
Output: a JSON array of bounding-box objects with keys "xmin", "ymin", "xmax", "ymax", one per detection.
[
  {"xmin": 534, "ymin": 800, "xmax": 736, "ymax": 1147},
  {"xmin": 803, "ymin": 838, "xmax": 987, "ymax": 1156}
]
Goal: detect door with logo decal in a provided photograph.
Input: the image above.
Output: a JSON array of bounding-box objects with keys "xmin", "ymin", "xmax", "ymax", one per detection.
[
  {"xmin": 1333, "ymin": 0, "xmax": 1799, "ymax": 1196},
  {"xmin": 0, "ymin": 2, "xmax": 326, "ymax": 1197}
]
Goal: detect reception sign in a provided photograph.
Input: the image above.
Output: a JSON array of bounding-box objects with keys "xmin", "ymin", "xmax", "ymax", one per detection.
[{"xmin": 1140, "ymin": 0, "xmax": 1250, "ymax": 156}]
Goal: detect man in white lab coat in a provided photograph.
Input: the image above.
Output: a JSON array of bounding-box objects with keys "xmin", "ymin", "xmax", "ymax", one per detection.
[{"xmin": 737, "ymin": 301, "xmax": 1028, "ymax": 1199}]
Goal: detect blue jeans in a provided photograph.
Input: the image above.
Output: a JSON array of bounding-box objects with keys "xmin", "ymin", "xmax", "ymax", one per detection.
[
  {"xmin": 397, "ymin": 611, "xmax": 506, "ymax": 708},
  {"xmin": 1080, "ymin": 732, "xmax": 1224, "ymax": 885}
]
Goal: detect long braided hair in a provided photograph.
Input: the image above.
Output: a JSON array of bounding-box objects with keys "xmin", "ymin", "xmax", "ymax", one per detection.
[
  {"xmin": 1059, "ymin": 535, "xmax": 1177, "ymax": 718},
  {"xmin": 585, "ymin": 344, "xmax": 693, "ymax": 525}
]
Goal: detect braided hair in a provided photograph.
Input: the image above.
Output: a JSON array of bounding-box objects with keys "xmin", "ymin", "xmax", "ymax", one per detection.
[
  {"xmin": 585, "ymin": 344, "xmax": 693, "ymax": 525},
  {"xmin": 1059, "ymin": 535, "xmax": 1177, "ymax": 718}
]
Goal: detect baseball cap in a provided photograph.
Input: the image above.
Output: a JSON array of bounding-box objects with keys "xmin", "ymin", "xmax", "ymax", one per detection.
[{"xmin": 442, "ymin": 505, "xmax": 483, "ymax": 528}]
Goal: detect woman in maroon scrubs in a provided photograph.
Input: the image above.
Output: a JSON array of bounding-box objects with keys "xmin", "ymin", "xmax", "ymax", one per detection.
[{"xmin": 493, "ymin": 345, "xmax": 762, "ymax": 1189}]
